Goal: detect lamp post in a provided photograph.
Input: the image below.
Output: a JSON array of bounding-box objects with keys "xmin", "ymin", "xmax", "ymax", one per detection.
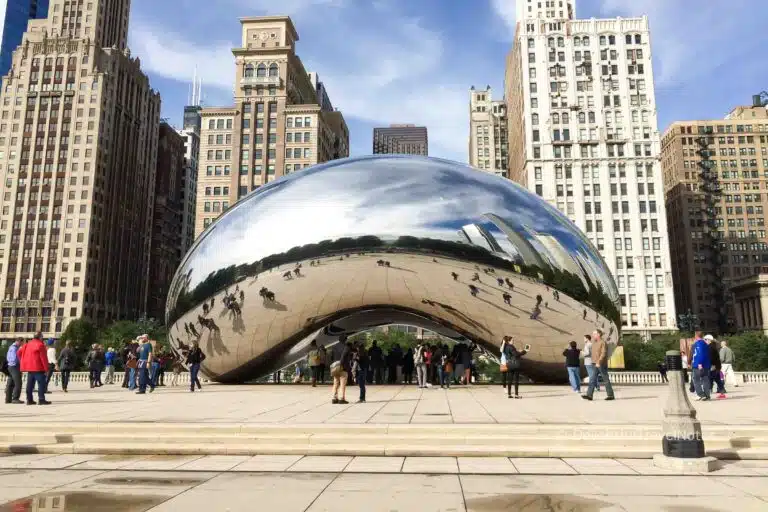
[{"xmin": 653, "ymin": 350, "xmax": 717, "ymax": 473}]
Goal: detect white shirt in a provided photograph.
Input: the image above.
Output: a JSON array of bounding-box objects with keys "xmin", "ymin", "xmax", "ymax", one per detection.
[{"xmin": 47, "ymin": 347, "xmax": 57, "ymax": 364}]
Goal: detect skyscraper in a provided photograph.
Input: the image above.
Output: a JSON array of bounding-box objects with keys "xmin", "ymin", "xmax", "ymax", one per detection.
[
  {"xmin": 178, "ymin": 74, "xmax": 202, "ymax": 256},
  {"xmin": 0, "ymin": 0, "xmax": 160, "ymax": 337},
  {"xmin": 147, "ymin": 121, "xmax": 185, "ymax": 320},
  {"xmin": 468, "ymin": 85, "xmax": 508, "ymax": 177},
  {"xmin": 372, "ymin": 124, "xmax": 428, "ymax": 156},
  {"xmin": 661, "ymin": 100, "xmax": 768, "ymax": 332},
  {"xmin": 0, "ymin": 0, "xmax": 49, "ymax": 77},
  {"xmin": 194, "ymin": 16, "xmax": 349, "ymax": 238},
  {"xmin": 504, "ymin": 0, "xmax": 676, "ymax": 332}
]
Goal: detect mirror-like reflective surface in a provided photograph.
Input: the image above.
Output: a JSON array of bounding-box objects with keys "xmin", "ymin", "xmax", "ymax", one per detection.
[{"xmin": 166, "ymin": 155, "xmax": 620, "ymax": 383}]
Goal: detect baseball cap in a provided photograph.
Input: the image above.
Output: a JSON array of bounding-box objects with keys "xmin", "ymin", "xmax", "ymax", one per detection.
[{"xmin": 703, "ymin": 334, "xmax": 714, "ymax": 341}]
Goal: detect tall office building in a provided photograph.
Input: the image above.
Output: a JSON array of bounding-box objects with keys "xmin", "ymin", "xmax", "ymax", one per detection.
[
  {"xmin": 147, "ymin": 121, "xmax": 185, "ymax": 320},
  {"xmin": 178, "ymin": 75, "xmax": 202, "ymax": 256},
  {"xmin": 0, "ymin": 0, "xmax": 49, "ymax": 77},
  {"xmin": 194, "ymin": 16, "xmax": 349, "ymax": 238},
  {"xmin": 504, "ymin": 0, "xmax": 676, "ymax": 332},
  {"xmin": 468, "ymin": 85, "xmax": 508, "ymax": 177},
  {"xmin": 661, "ymin": 99, "xmax": 768, "ymax": 332},
  {"xmin": 372, "ymin": 124, "xmax": 428, "ymax": 156},
  {"xmin": 0, "ymin": 0, "xmax": 161, "ymax": 337}
]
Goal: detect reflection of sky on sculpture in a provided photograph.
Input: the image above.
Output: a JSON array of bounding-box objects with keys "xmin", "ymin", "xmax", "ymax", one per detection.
[{"xmin": 178, "ymin": 156, "xmax": 616, "ymax": 297}]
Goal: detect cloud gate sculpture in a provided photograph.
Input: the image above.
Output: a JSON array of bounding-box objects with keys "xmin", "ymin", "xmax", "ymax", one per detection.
[{"xmin": 166, "ymin": 155, "xmax": 620, "ymax": 384}]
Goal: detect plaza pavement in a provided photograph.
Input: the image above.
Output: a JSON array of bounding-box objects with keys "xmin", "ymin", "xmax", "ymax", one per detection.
[
  {"xmin": 0, "ymin": 462, "xmax": 767, "ymax": 511},
  {"xmin": 1, "ymin": 382, "xmax": 767, "ymax": 460}
]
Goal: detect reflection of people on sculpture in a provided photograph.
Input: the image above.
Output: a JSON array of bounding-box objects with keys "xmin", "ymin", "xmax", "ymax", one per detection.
[
  {"xmin": 497, "ymin": 277, "xmax": 504, "ymax": 287},
  {"xmin": 505, "ymin": 278, "xmax": 514, "ymax": 290},
  {"xmin": 469, "ymin": 284, "xmax": 479, "ymax": 297},
  {"xmin": 451, "ymin": 272, "xmax": 458, "ymax": 281},
  {"xmin": 282, "ymin": 271, "xmax": 293, "ymax": 279},
  {"xmin": 202, "ymin": 303, "xmax": 209, "ymax": 315},
  {"xmin": 471, "ymin": 272, "xmax": 481, "ymax": 282},
  {"xmin": 530, "ymin": 305, "xmax": 541, "ymax": 320},
  {"xmin": 502, "ymin": 292, "xmax": 511, "ymax": 305},
  {"xmin": 500, "ymin": 336, "xmax": 529, "ymax": 398},
  {"xmin": 259, "ymin": 287, "xmax": 275, "ymax": 301},
  {"xmin": 535, "ymin": 294, "xmax": 543, "ymax": 306}
]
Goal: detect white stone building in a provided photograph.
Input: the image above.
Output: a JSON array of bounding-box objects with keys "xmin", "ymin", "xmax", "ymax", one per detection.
[
  {"xmin": 468, "ymin": 86, "xmax": 508, "ymax": 177},
  {"xmin": 504, "ymin": 0, "xmax": 677, "ymax": 332}
]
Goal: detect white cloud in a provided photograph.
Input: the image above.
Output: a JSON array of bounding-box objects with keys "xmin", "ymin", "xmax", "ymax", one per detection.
[
  {"xmin": 129, "ymin": 1, "xmax": 472, "ymax": 161},
  {"xmin": 490, "ymin": 0, "xmax": 517, "ymax": 34}
]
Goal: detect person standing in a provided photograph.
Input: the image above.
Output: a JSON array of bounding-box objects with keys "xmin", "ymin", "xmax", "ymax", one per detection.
[
  {"xmin": 4, "ymin": 339, "xmax": 23, "ymax": 404},
  {"xmin": 414, "ymin": 342, "xmax": 427, "ymax": 389},
  {"xmin": 18, "ymin": 332, "xmax": 51, "ymax": 405},
  {"xmin": 582, "ymin": 328, "xmax": 615, "ymax": 401},
  {"xmin": 185, "ymin": 342, "xmax": 206, "ymax": 392},
  {"xmin": 331, "ymin": 341, "xmax": 352, "ymax": 404},
  {"xmin": 136, "ymin": 335, "xmax": 154, "ymax": 394},
  {"xmin": 318, "ymin": 344, "xmax": 328, "ymax": 384},
  {"xmin": 355, "ymin": 342, "xmax": 368, "ymax": 403},
  {"xmin": 719, "ymin": 340, "xmax": 738, "ymax": 389},
  {"xmin": 500, "ymin": 336, "xmax": 528, "ymax": 398},
  {"xmin": 563, "ymin": 341, "xmax": 581, "ymax": 393},
  {"xmin": 581, "ymin": 334, "xmax": 600, "ymax": 393},
  {"xmin": 368, "ymin": 341, "xmax": 384, "ymax": 385},
  {"xmin": 307, "ymin": 340, "xmax": 322, "ymax": 387},
  {"xmin": 657, "ymin": 361, "xmax": 669, "ymax": 383},
  {"xmin": 57, "ymin": 341, "xmax": 76, "ymax": 393},
  {"xmin": 45, "ymin": 339, "xmax": 57, "ymax": 393},
  {"xmin": 690, "ymin": 331, "xmax": 711, "ymax": 401},
  {"xmin": 403, "ymin": 347, "xmax": 414, "ymax": 384},
  {"xmin": 104, "ymin": 348, "xmax": 116, "ymax": 385}
]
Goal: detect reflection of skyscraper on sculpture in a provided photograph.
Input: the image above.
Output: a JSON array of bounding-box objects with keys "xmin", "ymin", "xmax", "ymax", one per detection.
[
  {"xmin": 484, "ymin": 214, "xmax": 547, "ymax": 269},
  {"xmin": 460, "ymin": 223, "xmax": 507, "ymax": 257},
  {"xmin": 532, "ymin": 233, "xmax": 590, "ymax": 289}
]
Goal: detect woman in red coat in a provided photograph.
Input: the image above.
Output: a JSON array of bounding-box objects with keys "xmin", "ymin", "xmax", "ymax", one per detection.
[{"xmin": 18, "ymin": 333, "xmax": 51, "ymax": 405}]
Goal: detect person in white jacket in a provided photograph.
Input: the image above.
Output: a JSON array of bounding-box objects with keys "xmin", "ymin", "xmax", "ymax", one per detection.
[
  {"xmin": 45, "ymin": 339, "xmax": 57, "ymax": 393},
  {"xmin": 580, "ymin": 334, "xmax": 600, "ymax": 393}
]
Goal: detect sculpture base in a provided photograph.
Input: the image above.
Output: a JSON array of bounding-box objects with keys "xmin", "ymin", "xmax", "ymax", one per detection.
[
  {"xmin": 653, "ymin": 454, "xmax": 718, "ymax": 473},
  {"xmin": 662, "ymin": 435, "xmax": 705, "ymax": 458}
]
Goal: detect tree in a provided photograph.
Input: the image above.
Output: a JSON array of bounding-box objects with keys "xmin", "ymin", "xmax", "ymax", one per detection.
[{"xmin": 59, "ymin": 317, "xmax": 99, "ymax": 368}]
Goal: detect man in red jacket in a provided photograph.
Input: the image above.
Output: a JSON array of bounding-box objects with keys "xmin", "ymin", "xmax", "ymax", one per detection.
[{"xmin": 18, "ymin": 332, "xmax": 51, "ymax": 405}]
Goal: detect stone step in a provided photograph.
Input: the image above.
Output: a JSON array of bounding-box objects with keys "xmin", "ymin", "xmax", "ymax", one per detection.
[{"xmin": 1, "ymin": 442, "xmax": 767, "ymax": 460}]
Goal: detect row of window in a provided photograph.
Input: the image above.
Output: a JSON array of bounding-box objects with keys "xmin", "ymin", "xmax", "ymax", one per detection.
[
  {"xmin": 285, "ymin": 148, "xmax": 312, "ymax": 159},
  {"xmin": 529, "ymin": 33, "xmax": 644, "ymax": 49},
  {"xmin": 203, "ymin": 186, "xmax": 230, "ymax": 197},
  {"xmin": 202, "ymin": 201, "xmax": 229, "ymax": 213}
]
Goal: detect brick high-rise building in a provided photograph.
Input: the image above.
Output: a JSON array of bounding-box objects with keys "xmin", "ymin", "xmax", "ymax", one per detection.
[
  {"xmin": 504, "ymin": 0, "xmax": 676, "ymax": 333},
  {"xmin": 147, "ymin": 121, "xmax": 184, "ymax": 320},
  {"xmin": 372, "ymin": 124, "xmax": 428, "ymax": 156},
  {"xmin": 468, "ymin": 85, "xmax": 508, "ymax": 177},
  {"xmin": 661, "ymin": 100, "xmax": 768, "ymax": 332},
  {"xmin": 0, "ymin": 0, "xmax": 160, "ymax": 337},
  {"xmin": 194, "ymin": 16, "xmax": 349, "ymax": 237}
]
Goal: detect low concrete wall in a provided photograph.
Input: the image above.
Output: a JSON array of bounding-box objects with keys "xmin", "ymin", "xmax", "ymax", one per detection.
[{"xmin": 1, "ymin": 371, "xmax": 767, "ymax": 385}]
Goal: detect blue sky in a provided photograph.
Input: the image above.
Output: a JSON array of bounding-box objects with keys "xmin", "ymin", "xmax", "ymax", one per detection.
[{"xmin": 128, "ymin": 0, "xmax": 768, "ymax": 163}]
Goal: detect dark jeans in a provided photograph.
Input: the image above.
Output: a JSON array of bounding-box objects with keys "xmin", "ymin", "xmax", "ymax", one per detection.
[
  {"xmin": 190, "ymin": 363, "xmax": 202, "ymax": 391},
  {"xmin": 4, "ymin": 365, "xmax": 21, "ymax": 402},
  {"xmin": 502, "ymin": 369, "xmax": 520, "ymax": 396},
  {"xmin": 45, "ymin": 363, "xmax": 56, "ymax": 391},
  {"xmin": 122, "ymin": 367, "xmax": 130, "ymax": 388},
  {"xmin": 586, "ymin": 365, "xmax": 615, "ymax": 399},
  {"xmin": 710, "ymin": 369, "xmax": 726, "ymax": 394},
  {"xmin": 311, "ymin": 365, "xmax": 322, "ymax": 383},
  {"xmin": 138, "ymin": 362, "xmax": 151, "ymax": 392},
  {"xmin": 373, "ymin": 366, "xmax": 384, "ymax": 384},
  {"xmin": 357, "ymin": 368, "xmax": 366, "ymax": 401},
  {"xmin": 439, "ymin": 367, "xmax": 450, "ymax": 388},
  {"xmin": 150, "ymin": 362, "xmax": 160, "ymax": 388},
  {"xmin": 89, "ymin": 369, "xmax": 100, "ymax": 386},
  {"xmin": 318, "ymin": 365, "xmax": 325, "ymax": 384},
  {"xmin": 692, "ymin": 368, "xmax": 711, "ymax": 399},
  {"xmin": 25, "ymin": 371, "xmax": 46, "ymax": 403},
  {"xmin": 60, "ymin": 370, "xmax": 71, "ymax": 391}
]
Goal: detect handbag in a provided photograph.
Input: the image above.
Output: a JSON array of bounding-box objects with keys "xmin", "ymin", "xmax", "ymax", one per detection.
[
  {"xmin": 500, "ymin": 363, "xmax": 508, "ymax": 373},
  {"xmin": 330, "ymin": 360, "xmax": 342, "ymax": 377}
]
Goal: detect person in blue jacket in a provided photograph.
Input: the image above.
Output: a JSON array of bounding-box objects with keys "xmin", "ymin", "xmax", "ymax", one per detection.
[{"xmin": 690, "ymin": 331, "xmax": 711, "ymax": 401}]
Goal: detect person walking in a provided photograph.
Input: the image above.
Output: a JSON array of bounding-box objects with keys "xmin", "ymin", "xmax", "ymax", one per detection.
[
  {"xmin": 719, "ymin": 340, "xmax": 738, "ymax": 389},
  {"xmin": 580, "ymin": 334, "xmax": 600, "ymax": 393},
  {"xmin": 582, "ymin": 328, "xmax": 615, "ymax": 401},
  {"xmin": 121, "ymin": 341, "xmax": 133, "ymax": 388},
  {"xmin": 658, "ymin": 361, "xmax": 669, "ymax": 383},
  {"xmin": 414, "ymin": 342, "xmax": 428, "ymax": 389},
  {"xmin": 690, "ymin": 331, "xmax": 711, "ymax": 401},
  {"xmin": 355, "ymin": 342, "xmax": 368, "ymax": 403},
  {"xmin": 403, "ymin": 347, "xmax": 414, "ymax": 384},
  {"xmin": 318, "ymin": 344, "xmax": 328, "ymax": 384},
  {"xmin": 500, "ymin": 336, "xmax": 528, "ymax": 398},
  {"xmin": 705, "ymin": 335, "xmax": 726, "ymax": 399},
  {"xmin": 4, "ymin": 339, "xmax": 23, "ymax": 404},
  {"xmin": 185, "ymin": 342, "xmax": 206, "ymax": 392},
  {"xmin": 57, "ymin": 341, "xmax": 76, "ymax": 393},
  {"xmin": 104, "ymin": 348, "xmax": 116, "ymax": 385},
  {"xmin": 170, "ymin": 354, "xmax": 183, "ymax": 387},
  {"xmin": 45, "ymin": 339, "xmax": 57, "ymax": 393},
  {"xmin": 563, "ymin": 341, "xmax": 581, "ymax": 393},
  {"xmin": 18, "ymin": 332, "xmax": 51, "ymax": 405}
]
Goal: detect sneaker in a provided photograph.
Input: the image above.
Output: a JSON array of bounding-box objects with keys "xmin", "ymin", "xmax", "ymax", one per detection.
[
  {"xmin": 26, "ymin": 401, "xmax": 36, "ymax": 405},
  {"xmin": 581, "ymin": 395, "xmax": 593, "ymax": 401},
  {"xmin": 717, "ymin": 394, "xmax": 727, "ymax": 399},
  {"xmin": 605, "ymin": 397, "xmax": 615, "ymax": 401},
  {"xmin": 332, "ymin": 398, "xmax": 339, "ymax": 404},
  {"xmin": 514, "ymin": 395, "xmax": 522, "ymax": 399},
  {"xmin": 38, "ymin": 400, "xmax": 52, "ymax": 405},
  {"xmin": 11, "ymin": 399, "xmax": 23, "ymax": 404},
  {"xmin": 135, "ymin": 391, "xmax": 146, "ymax": 395},
  {"xmin": 339, "ymin": 399, "xmax": 349, "ymax": 404},
  {"xmin": 357, "ymin": 399, "xmax": 365, "ymax": 403},
  {"xmin": 694, "ymin": 396, "xmax": 703, "ymax": 401}
]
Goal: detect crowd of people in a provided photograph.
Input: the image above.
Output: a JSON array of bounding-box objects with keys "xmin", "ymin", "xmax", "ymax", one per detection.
[
  {"xmin": 680, "ymin": 331, "xmax": 737, "ymax": 401},
  {"xmin": 3, "ymin": 332, "xmax": 207, "ymax": 404},
  {"xmin": 560, "ymin": 328, "xmax": 616, "ymax": 401}
]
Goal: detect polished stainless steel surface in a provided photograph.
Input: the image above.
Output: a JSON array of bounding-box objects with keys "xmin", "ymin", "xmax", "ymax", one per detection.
[{"xmin": 166, "ymin": 155, "xmax": 620, "ymax": 383}]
